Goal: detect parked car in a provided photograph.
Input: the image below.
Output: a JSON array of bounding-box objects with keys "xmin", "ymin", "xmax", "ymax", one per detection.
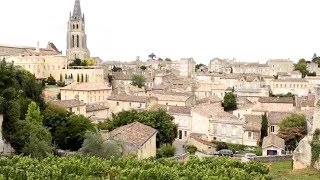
[
  {"xmin": 244, "ymin": 153, "xmax": 257, "ymax": 159},
  {"xmin": 213, "ymin": 149, "xmax": 233, "ymax": 157}
]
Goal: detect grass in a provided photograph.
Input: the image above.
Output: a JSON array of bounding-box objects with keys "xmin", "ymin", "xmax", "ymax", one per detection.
[{"xmin": 267, "ymin": 161, "xmax": 320, "ymax": 180}]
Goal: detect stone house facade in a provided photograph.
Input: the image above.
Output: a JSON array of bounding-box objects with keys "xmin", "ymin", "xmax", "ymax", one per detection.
[
  {"xmin": 271, "ymin": 79, "xmax": 309, "ymax": 97},
  {"xmin": 60, "ymin": 82, "xmax": 112, "ymax": 105},
  {"xmin": 107, "ymin": 94, "xmax": 158, "ymax": 114},
  {"xmin": 103, "ymin": 122, "xmax": 157, "ymax": 159}
]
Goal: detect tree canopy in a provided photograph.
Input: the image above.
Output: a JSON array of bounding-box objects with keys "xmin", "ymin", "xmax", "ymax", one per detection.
[
  {"xmin": 131, "ymin": 74, "xmax": 146, "ymax": 88},
  {"xmin": 0, "ymin": 60, "xmax": 45, "ymax": 151},
  {"xmin": 223, "ymin": 92, "xmax": 237, "ymax": 111},
  {"xmin": 278, "ymin": 114, "xmax": 307, "ymax": 150},
  {"xmin": 294, "ymin": 58, "xmax": 309, "ymax": 78},
  {"xmin": 98, "ymin": 109, "xmax": 177, "ymax": 147}
]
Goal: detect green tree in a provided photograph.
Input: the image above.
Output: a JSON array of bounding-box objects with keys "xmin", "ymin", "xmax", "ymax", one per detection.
[
  {"xmin": 148, "ymin": 53, "xmax": 156, "ymax": 60},
  {"xmin": 47, "ymin": 75, "xmax": 56, "ymax": 85},
  {"xmin": 22, "ymin": 102, "xmax": 52, "ymax": 159},
  {"xmin": 81, "ymin": 129, "xmax": 123, "ymax": 158},
  {"xmin": 294, "ymin": 59, "xmax": 309, "ymax": 78},
  {"xmin": 156, "ymin": 144, "xmax": 175, "ymax": 158},
  {"xmin": 131, "ymin": 74, "xmax": 146, "ymax": 88},
  {"xmin": 99, "ymin": 109, "xmax": 176, "ymax": 147},
  {"xmin": 278, "ymin": 114, "xmax": 307, "ymax": 150},
  {"xmin": 223, "ymin": 92, "xmax": 237, "ymax": 111},
  {"xmin": 0, "ymin": 60, "xmax": 45, "ymax": 150},
  {"xmin": 54, "ymin": 114, "xmax": 95, "ymax": 151},
  {"xmin": 43, "ymin": 103, "xmax": 71, "ymax": 144},
  {"xmin": 140, "ymin": 65, "xmax": 147, "ymax": 71},
  {"xmin": 196, "ymin": 63, "xmax": 205, "ymax": 71},
  {"xmin": 261, "ymin": 113, "xmax": 268, "ymax": 144},
  {"xmin": 164, "ymin": 58, "xmax": 172, "ymax": 61},
  {"xmin": 112, "ymin": 66, "xmax": 122, "ymax": 72}
]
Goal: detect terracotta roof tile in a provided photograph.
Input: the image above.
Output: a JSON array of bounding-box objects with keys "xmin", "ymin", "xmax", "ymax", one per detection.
[
  {"xmin": 60, "ymin": 82, "xmax": 112, "ymax": 91},
  {"xmin": 108, "ymin": 94, "xmax": 157, "ymax": 103},
  {"xmin": 50, "ymin": 99, "xmax": 85, "ymax": 108},
  {"xmin": 108, "ymin": 122, "xmax": 157, "ymax": 146},
  {"xmin": 86, "ymin": 104, "xmax": 109, "ymax": 112},
  {"xmin": 268, "ymin": 112, "xmax": 292, "ymax": 125},
  {"xmin": 243, "ymin": 115, "xmax": 262, "ymax": 132},
  {"xmin": 262, "ymin": 134, "xmax": 285, "ymax": 149},
  {"xmin": 192, "ymin": 104, "xmax": 238, "ymax": 120},
  {"xmin": 259, "ymin": 97, "xmax": 294, "ymax": 104}
]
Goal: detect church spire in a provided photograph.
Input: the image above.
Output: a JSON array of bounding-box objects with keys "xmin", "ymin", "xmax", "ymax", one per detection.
[{"xmin": 72, "ymin": 0, "xmax": 82, "ymax": 20}]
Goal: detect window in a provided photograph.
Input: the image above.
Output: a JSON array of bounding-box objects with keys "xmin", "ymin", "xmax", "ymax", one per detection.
[
  {"xmin": 184, "ymin": 131, "xmax": 187, "ymax": 137},
  {"xmin": 271, "ymin": 126, "xmax": 275, "ymax": 133},
  {"xmin": 232, "ymin": 127, "xmax": 237, "ymax": 136},
  {"xmin": 248, "ymin": 131, "xmax": 252, "ymax": 139},
  {"xmin": 140, "ymin": 103, "xmax": 142, "ymax": 108},
  {"xmin": 222, "ymin": 126, "xmax": 226, "ymax": 135},
  {"xmin": 77, "ymin": 107, "xmax": 80, "ymax": 112},
  {"xmin": 129, "ymin": 102, "xmax": 132, "ymax": 107},
  {"xmin": 116, "ymin": 102, "xmax": 119, "ymax": 106}
]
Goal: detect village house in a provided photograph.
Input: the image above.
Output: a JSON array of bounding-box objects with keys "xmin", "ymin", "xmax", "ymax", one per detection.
[
  {"xmin": 252, "ymin": 97, "xmax": 295, "ymax": 114},
  {"xmin": 195, "ymin": 71, "xmax": 213, "ymax": 82},
  {"xmin": 50, "ymin": 99, "xmax": 86, "ymax": 116},
  {"xmin": 102, "ymin": 122, "xmax": 157, "ymax": 159},
  {"xmin": 211, "ymin": 84, "xmax": 232, "ymax": 100},
  {"xmin": 234, "ymin": 74, "xmax": 269, "ymax": 97},
  {"xmin": 242, "ymin": 115, "xmax": 262, "ymax": 146},
  {"xmin": 167, "ymin": 106, "xmax": 192, "ymax": 142},
  {"xmin": 232, "ymin": 62, "xmax": 270, "ymax": 75},
  {"xmin": 267, "ymin": 59, "xmax": 294, "ymax": 76},
  {"xmin": 194, "ymin": 83, "xmax": 214, "ymax": 100},
  {"xmin": 188, "ymin": 133, "xmax": 216, "ymax": 154},
  {"xmin": 305, "ymin": 76, "xmax": 320, "ymax": 93},
  {"xmin": 148, "ymin": 91, "xmax": 196, "ymax": 107},
  {"xmin": 191, "ymin": 104, "xmax": 243, "ymax": 144},
  {"xmin": 107, "ymin": 94, "xmax": 158, "ymax": 114},
  {"xmin": 271, "ymin": 78, "xmax": 309, "ymax": 97},
  {"xmin": 85, "ymin": 104, "xmax": 109, "ymax": 122},
  {"xmin": 262, "ymin": 134, "xmax": 285, "ymax": 156},
  {"xmin": 307, "ymin": 62, "xmax": 320, "ymax": 75},
  {"xmin": 60, "ymin": 82, "xmax": 112, "ymax": 105},
  {"xmin": 111, "ymin": 72, "xmax": 133, "ymax": 89},
  {"xmin": 208, "ymin": 58, "xmax": 234, "ymax": 73},
  {"xmin": 267, "ymin": 111, "xmax": 292, "ymax": 134}
]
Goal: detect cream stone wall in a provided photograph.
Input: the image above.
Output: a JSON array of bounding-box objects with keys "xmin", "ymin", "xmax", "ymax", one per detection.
[
  {"xmin": 243, "ymin": 131, "xmax": 260, "ymax": 146},
  {"xmin": 137, "ymin": 133, "xmax": 157, "ymax": 159},
  {"xmin": 210, "ymin": 121, "xmax": 243, "ymax": 144},
  {"xmin": 262, "ymin": 145, "xmax": 284, "ymax": 156},
  {"xmin": 267, "ymin": 59, "xmax": 294, "ymax": 75},
  {"xmin": 233, "ymin": 108, "xmax": 252, "ymax": 119},
  {"xmin": 69, "ymin": 105, "xmax": 86, "ymax": 116},
  {"xmin": 253, "ymin": 102, "xmax": 294, "ymax": 113},
  {"xmin": 86, "ymin": 109, "xmax": 109, "ymax": 119},
  {"xmin": 61, "ymin": 89, "xmax": 111, "ymax": 104},
  {"xmin": 7, "ymin": 56, "xmax": 104, "ymax": 83},
  {"xmin": 191, "ymin": 112, "xmax": 210, "ymax": 138},
  {"xmin": 173, "ymin": 114, "xmax": 192, "ymax": 142},
  {"xmin": 108, "ymin": 100, "xmax": 147, "ymax": 114},
  {"xmin": 271, "ymin": 81, "xmax": 309, "ymax": 97},
  {"xmin": 188, "ymin": 136, "xmax": 216, "ymax": 154}
]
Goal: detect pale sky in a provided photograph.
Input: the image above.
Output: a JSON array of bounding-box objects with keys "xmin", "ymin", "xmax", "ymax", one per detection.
[{"xmin": 1, "ymin": 0, "xmax": 320, "ymax": 64}]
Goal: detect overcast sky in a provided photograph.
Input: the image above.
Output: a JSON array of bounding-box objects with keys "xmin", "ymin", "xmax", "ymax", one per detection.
[{"xmin": 0, "ymin": 0, "xmax": 320, "ymax": 63}]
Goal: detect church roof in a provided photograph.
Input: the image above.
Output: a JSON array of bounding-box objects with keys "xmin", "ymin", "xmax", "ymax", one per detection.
[{"xmin": 72, "ymin": 0, "xmax": 82, "ymax": 20}]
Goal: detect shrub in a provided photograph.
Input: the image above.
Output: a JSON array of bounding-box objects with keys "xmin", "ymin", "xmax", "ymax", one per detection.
[
  {"xmin": 156, "ymin": 144, "xmax": 175, "ymax": 158},
  {"xmin": 186, "ymin": 145, "xmax": 197, "ymax": 154},
  {"xmin": 214, "ymin": 141, "xmax": 228, "ymax": 151},
  {"xmin": 56, "ymin": 81, "xmax": 65, "ymax": 87},
  {"xmin": 47, "ymin": 75, "xmax": 56, "ymax": 85}
]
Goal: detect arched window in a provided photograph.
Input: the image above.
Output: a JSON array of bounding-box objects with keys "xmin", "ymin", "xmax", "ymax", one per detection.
[
  {"xmin": 76, "ymin": 24, "xmax": 79, "ymax": 29},
  {"xmin": 71, "ymin": 35, "xmax": 74, "ymax": 48},
  {"xmin": 73, "ymin": 24, "xmax": 75, "ymax": 29},
  {"xmin": 76, "ymin": 35, "xmax": 80, "ymax": 48}
]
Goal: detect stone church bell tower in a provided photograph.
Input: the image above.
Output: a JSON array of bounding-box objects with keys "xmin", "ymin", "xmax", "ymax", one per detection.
[{"xmin": 66, "ymin": 0, "xmax": 90, "ymax": 60}]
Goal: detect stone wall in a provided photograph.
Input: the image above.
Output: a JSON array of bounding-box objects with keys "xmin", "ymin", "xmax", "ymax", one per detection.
[{"xmin": 251, "ymin": 155, "xmax": 293, "ymax": 163}]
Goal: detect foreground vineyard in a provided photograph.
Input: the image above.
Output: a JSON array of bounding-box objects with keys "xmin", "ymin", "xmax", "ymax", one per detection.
[{"xmin": 0, "ymin": 155, "xmax": 271, "ymax": 179}]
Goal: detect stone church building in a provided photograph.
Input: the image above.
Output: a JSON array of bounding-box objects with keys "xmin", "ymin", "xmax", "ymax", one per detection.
[{"xmin": 0, "ymin": 0, "xmax": 103, "ymax": 83}]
